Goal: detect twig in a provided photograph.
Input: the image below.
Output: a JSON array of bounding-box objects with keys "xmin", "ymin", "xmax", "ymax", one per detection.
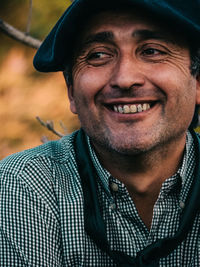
[
  {"xmin": 41, "ymin": 136, "xmax": 49, "ymax": 143},
  {"xmin": 0, "ymin": 18, "xmax": 41, "ymax": 49},
  {"xmin": 59, "ymin": 121, "xmax": 68, "ymax": 134},
  {"xmin": 26, "ymin": 0, "xmax": 33, "ymax": 34},
  {"xmin": 36, "ymin": 116, "xmax": 65, "ymax": 138}
]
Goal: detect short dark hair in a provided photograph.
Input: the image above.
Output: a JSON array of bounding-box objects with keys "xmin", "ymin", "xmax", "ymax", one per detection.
[
  {"xmin": 190, "ymin": 47, "xmax": 200, "ymax": 77},
  {"xmin": 189, "ymin": 47, "xmax": 200, "ymax": 128}
]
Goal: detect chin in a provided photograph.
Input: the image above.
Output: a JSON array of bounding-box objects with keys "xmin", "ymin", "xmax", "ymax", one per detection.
[{"xmin": 104, "ymin": 137, "xmax": 154, "ymax": 156}]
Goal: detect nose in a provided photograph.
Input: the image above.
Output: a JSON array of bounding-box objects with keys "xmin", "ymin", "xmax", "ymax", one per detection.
[{"xmin": 110, "ymin": 56, "xmax": 145, "ymax": 90}]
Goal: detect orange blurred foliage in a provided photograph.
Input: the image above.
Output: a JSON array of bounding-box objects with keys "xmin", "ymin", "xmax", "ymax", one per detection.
[{"xmin": 0, "ymin": 47, "xmax": 80, "ymax": 159}]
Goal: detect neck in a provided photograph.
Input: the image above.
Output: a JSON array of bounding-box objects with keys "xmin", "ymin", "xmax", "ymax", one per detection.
[
  {"xmin": 92, "ymin": 133, "xmax": 186, "ymax": 229},
  {"xmin": 93, "ymin": 135, "xmax": 186, "ymax": 197}
]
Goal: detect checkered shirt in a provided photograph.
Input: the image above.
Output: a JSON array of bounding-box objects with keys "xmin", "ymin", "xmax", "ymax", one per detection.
[{"xmin": 0, "ymin": 130, "xmax": 200, "ymax": 266}]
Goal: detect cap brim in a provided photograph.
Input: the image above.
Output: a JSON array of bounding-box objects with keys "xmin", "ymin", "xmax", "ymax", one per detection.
[{"xmin": 33, "ymin": 0, "xmax": 200, "ymax": 72}]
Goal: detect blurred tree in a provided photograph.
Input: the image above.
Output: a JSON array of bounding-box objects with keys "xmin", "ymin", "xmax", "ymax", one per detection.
[
  {"xmin": 0, "ymin": 0, "xmax": 72, "ymax": 49},
  {"xmin": 0, "ymin": 0, "xmax": 199, "ymax": 157},
  {"xmin": 0, "ymin": 0, "xmax": 80, "ymax": 158}
]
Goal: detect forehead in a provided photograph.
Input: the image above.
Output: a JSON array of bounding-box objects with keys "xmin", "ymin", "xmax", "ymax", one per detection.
[
  {"xmin": 78, "ymin": 8, "xmax": 187, "ymax": 46},
  {"xmin": 85, "ymin": 9, "xmax": 159, "ymax": 32}
]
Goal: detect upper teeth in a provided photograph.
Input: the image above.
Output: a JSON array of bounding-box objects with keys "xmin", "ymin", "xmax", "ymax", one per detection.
[{"xmin": 113, "ymin": 103, "xmax": 151, "ymax": 114}]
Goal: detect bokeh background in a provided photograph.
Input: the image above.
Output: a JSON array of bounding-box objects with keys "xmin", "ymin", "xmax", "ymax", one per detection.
[
  {"xmin": 1, "ymin": 0, "xmax": 200, "ymax": 159},
  {"xmin": 0, "ymin": 0, "xmax": 80, "ymax": 159}
]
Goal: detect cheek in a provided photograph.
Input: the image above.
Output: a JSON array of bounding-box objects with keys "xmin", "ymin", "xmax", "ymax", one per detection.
[
  {"xmin": 73, "ymin": 66, "xmax": 113, "ymax": 95},
  {"xmin": 146, "ymin": 63, "xmax": 191, "ymax": 94},
  {"xmin": 147, "ymin": 64, "xmax": 197, "ymax": 112}
]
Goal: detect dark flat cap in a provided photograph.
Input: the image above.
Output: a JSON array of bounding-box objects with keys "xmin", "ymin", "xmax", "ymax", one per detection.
[{"xmin": 33, "ymin": 0, "xmax": 200, "ymax": 72}]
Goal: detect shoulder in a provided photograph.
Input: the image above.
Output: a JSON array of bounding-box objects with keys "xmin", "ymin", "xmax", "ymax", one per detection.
[
  {"xmin": 0, "ymin": 130, "xmax": 81, "ymax": 221},
  {"xmin": 0, "ymin": 132, "xmax": 80, "ymax": 266},
  {"xmin": 0, "ymin": 131, "xmax": 80, "ymax": 201},
  {"xmin": 0, "ymin": 131, "xmax": 77, "ymax": 175}
]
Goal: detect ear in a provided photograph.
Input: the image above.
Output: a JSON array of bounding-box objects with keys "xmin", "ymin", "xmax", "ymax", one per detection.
[
  {"xmin": 196, "ymin": 74, "xmax": 200, "ymax": 105},
  {"xmin": 63, "ymin": 72, "xmax": 77, "ymax": 114},
  {"xmin": 67, "ymin": 84, "xmax": 78, "ymax": 114}
]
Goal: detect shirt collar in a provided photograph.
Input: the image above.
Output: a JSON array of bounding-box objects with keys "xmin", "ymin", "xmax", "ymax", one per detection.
[
  {"xmin": 86, "ymin": 135, "xmax": 111, "ymax": 196},
  {"xmin": 86, "ymin": 130, "xmax": 196, "ymax": 199},
  {"xmin": 179, "ymin": 130, "xmax": 195, "ymax": 185},
  {"xmin": 179, "ymin": 130, "xmax": 196, "ymax": 202},
  {"xmin": 160, "ymin": 131, "xmax": 194, "ymax": 193}
]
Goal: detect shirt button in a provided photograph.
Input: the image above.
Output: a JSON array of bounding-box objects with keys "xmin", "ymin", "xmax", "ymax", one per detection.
[
  {"xmin": 179, "ymin": 200, "xmax": 185, "ymax": 209},
  {"xmin": 109, "ymin": 203, "xmax": 116, "ymax": 210},
  {"xmin": 116, "ymin": 218, "xmax": 120, "ymax": 225},
  {"xmin": 110, "ymin": 182, "xmax": 119, "ymax": 192}
]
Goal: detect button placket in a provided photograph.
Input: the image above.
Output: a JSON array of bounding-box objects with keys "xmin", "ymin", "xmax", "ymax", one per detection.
[
  {"xmin": 179, "ymin": 200, "xmax": 185, "ymax": 209},
  {"xmin": 110, "ymin": 182, "xmax": 119, "ymax": 192},
  {"xmin": 109, "ymin": 202, "xmax": 117, "ymax": 211}
]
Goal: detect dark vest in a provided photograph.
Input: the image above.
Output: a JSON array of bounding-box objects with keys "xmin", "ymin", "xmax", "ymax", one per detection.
[{"xmin": 75, "ymin": 129, "xmax": 200, "ymax": 267}]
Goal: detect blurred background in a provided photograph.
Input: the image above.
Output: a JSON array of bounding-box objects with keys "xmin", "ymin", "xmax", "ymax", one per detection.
[
  {"xmin": 1, "ymin": 0, "xmax": 200, "ymax": 159},
  {"xmin": 0, "ymin": 0, "xmax": 80, "ymax": 159}
]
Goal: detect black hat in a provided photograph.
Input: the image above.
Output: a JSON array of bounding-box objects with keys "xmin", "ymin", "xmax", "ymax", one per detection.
[{"xmin": 33, "ymin": 0, "xmax": 200, "ymax": 72}]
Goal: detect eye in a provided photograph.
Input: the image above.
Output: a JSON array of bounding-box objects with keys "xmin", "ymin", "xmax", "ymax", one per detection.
[
  {"xmin": 87, "ymin": 52, "xmax": 109, "ymax": 60},
  {"xmin": 141, "ymin": 48, "xmax": 166, "ymax": 56},
  {"xmin": 86, "ymin": 48, "xmax": 114, "ymax": 66},
  {"xmin": 137, "ymin": 43, "xmax": 169, "ymax": 63}
]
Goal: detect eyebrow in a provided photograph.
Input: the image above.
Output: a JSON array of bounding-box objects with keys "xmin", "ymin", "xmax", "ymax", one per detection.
[
  {"xmin": 132, "ymin": 29, "xmax": 175, "ymax": 44},
  {"xmin": 83, "ymin": 31, "xmax": 114, "ymax": 46},
  {"xmin": 81, "ymin": 29, "xmax": 174, "ymax": 49}
]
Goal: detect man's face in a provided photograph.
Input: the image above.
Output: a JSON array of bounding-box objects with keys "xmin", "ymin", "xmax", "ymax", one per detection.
[{"xmin": 67, "ymin": 9, "xmax": 200, "ymax": 155}]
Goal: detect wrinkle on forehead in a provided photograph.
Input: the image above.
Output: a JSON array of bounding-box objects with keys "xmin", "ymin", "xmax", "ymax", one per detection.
[{"xmin": 80, "ymin": 9, "xmax": 189, "ymax": 48}]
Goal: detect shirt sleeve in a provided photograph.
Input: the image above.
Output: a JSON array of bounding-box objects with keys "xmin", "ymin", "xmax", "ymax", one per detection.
[
  {"xmin": 0, "ymin": 156, "xmax": 64, "ymax": 267},
  {"xmin": 0, "ymin": 227, "xmax": 29, "ymax": 266}
]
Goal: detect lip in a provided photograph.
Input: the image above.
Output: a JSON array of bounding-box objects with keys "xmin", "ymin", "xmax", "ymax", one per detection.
[
  {"xmin": 103, "ymin": 100, "xmax": 160, "ymax": 121},
  {"xmin": 103, "ymin": 98, "xmax": 158, "ymax": 105}
]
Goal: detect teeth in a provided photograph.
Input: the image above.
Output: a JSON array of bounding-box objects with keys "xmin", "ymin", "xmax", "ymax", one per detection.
[
  {"xmin": 137, "ymin": 104, "xmax": 143, "ymax": 113},
  {"xmin": 114, "ymin": 106, "xmax": 118, "ymax": 112},
  {"xmin": 118, "ymin": 106, "xmax": 124, "ymax": 113},
  {"xmin": 142, "ymin": 103, "xmax": 148, "ymax": 111},
  {"xmin": 113, "ymin": 103, "xmax": 151, "ymax": 114},
  {"xmin": 123, "ymin": 105, "xmax": 130, "ymax": 114},
  {"xmin": 130, "ymin": 105, "xmax": 137, "ymax": 113},
  {"xmin": 142, "ymin": 103, "xmax": 150, "ymax": 111}
]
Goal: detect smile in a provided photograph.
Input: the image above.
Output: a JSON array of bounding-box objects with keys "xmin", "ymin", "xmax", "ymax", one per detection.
[{"xmin": 113, "ymin": 103, "xmax": 151, "ymax": 114}]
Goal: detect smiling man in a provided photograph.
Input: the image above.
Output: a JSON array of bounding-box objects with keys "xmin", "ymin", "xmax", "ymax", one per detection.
[
  {"xmin": 67, "ymin": 8, "xmax": 200, "ymax": 231},
  {"xmin": 1, "ymin": 0, "xmax": 200, "ymax": 266}
]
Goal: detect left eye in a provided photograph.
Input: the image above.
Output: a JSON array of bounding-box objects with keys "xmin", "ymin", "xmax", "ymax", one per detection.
[
  {"xmin": 142, "ymin": 48, "xmax": 164, "ymax": 56},
  {"xmin": 87, "ymin": 52, "xmax": 110, "ymax": 60},
  {"xmin": 86, "ymin": 50, "xmax": 113, "ymax": 66}
]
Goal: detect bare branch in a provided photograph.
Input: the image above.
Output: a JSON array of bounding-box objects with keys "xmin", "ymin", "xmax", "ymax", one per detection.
[
  {"xmin": 0, "ymin": 18, "xmax": 41, "ymax": 49},
  {"xmin": 26, "ymin": 0, "xmax": 33, "ymax": 34},
  {"xmin": 41, "ymin": 136, "xmax": 49, "ymax": 143},
  {"xmin": 36, "ymin": 116, "xmax": 65, "ymax": 138},
  {"xmin": 59, "ymin": 121, "xmax": 68, "ymax": 134}
]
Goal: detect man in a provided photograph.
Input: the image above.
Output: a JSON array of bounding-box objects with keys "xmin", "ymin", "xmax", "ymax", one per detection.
[{"xmin": 1, "ymin": 0, "xmax": 200, "ymax": 266}]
